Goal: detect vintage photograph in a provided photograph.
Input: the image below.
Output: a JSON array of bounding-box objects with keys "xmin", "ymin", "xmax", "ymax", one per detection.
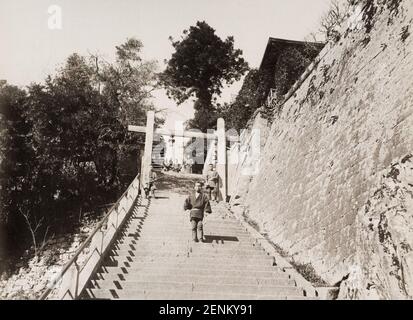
[{"xmin": 0, "ymin": 0, "xmax": 412, "ymax": 301}]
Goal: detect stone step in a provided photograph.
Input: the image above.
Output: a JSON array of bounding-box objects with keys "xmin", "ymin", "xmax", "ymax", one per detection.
[
  {"xmin": 124, "ymin": 231, "xmax": 248, "ymax": 238},
  {"xmin": 101, "ymin": 261, "xmax": 277, "ymax": 271},
  {"xmin": 96, "ymin": 267, "xmax": 289, "ymax": 280},
  {"xmin": 109, "ymin": 248, "xmax": 265, "ymax": 258},
  {"xmin": 136, "ymin": 227, "xmax": 249, "ymax": 233},
  {"xmin": 117, "ymin": 226, "xmax": 250, "ymax": 235},
  {"xmin": 108, "ymin": 245, "xmax": 264, "ymax": 258},
  {"xmin": 121, "ymin": 224, "xmax": 248, "ymax": 232},
  {"xmin": 128, "ymin": 259, "xmax": 274, "ymax": 268},
  {"xmin": 104, "ymin": 255, "xmax": 274, "ymax": 267},
  {"xmin": 98, "ymin": 262, "xmax": 279, "ymax": 273},
  {"xmin": 108, "ymin": 248, "xmax": 273, "ymax": 261},
  {"xmin": 114, "ymin": 240, "xmax": 258, "ymax": 248},
  {"xmin": 93, "ymin": 273, "xmax": 295, "ymax": 286},
  {"xmin": 133, "ymin": 220, "xmax": 244, "ymax": 227},
  {"xmin": 111, "ymin": 245, "xmax": 260, "ymax": 254},
  {"xmin": 137, "ymin": 219, "xmax": 240, "ymax": 226},
  {"xmin": 90, "ymin": 280, "xmax": 302, "ymax": 296},
  {"xmin": 122, "ymin": 229, "xmax": 248, "ymax": 236},
  {"xmin": 84, "ymin": 288, "xmax": 308, "ymax": 300},
  {"xmin": 132, "ymin": 228, "xmax": 249, "ymax": 236},
  {"xmin": 125, "ymin": 217, "xmax": 242, "ymax": 224},
  {"xmin": 116, "ymin": 236, "xmax": 254, "ymax": 243},
  {"xmin": 126, "ymin": 219, "xmax": 244, "ymax": 226},
  {"xmin": 109, "ymin": 249, "xmax": 269, "ymax": 258},
  {"xmin": 129, "ymin": 217, "xmax": 242, "ymax": 224},
  {"xmin": 112, "ymin": 243, "xmax": 264, "ymax": 253},
  {"xmin": 118, "ymin": 235, "xmax": 254, "ymax": 244},
  {"xmin": 117, "ymin": 236, "xmax": 254, "ymax": 245}
]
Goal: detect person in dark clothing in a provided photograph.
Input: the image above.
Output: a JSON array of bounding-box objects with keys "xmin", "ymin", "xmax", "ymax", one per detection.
[
  {"xmin": 184, "ymin": 181, "xmax": 212, "ymax": 242},
  {"xmin": 143, "ymin": 165, "xmax": 157, "ymax": 199},
  {"xmin": 205, "ymin": 164, "xmax": 219, "ymax": 202}
]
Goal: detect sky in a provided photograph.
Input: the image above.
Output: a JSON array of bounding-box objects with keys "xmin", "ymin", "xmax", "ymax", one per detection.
[{"xmin": 0, "ymin": 0, "xmax": 331, "ymax": 129}]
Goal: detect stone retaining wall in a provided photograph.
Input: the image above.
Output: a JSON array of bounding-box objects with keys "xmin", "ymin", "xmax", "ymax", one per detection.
[{"xmin": 234, "ymin": 2, "xmax": 413, "ymax": 299}]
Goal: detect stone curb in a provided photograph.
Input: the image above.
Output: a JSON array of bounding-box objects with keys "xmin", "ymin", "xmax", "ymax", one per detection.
[{"xmin": 229, "ymin": 207, "xmax": 331, "ymax": 299}]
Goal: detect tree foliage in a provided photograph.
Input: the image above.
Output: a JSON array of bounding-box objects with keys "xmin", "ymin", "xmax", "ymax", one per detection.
[
  {"xmin": 161, "ymin": 21, "xmax": 249, "ymax": 132},
  {"xmin": 99, "ymin": 38, "xmax": 159, "ymax": 125},
  {"xmin": 219, "ymin": 40, "xmax": 322, "ymax": 130},
  {"xmin": 217, "ymin": 69, "xmax": 266, "ymax": 132},
  {"xmin": 0, "ymin": 38, "xmax": 158, "ymax": 262}
]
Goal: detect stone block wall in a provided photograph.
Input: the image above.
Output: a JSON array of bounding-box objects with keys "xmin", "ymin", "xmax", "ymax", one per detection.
[
  {"xmin": 227, "ymin": 112, "xmax": 269, "ymax": 202},
  {"xmin": 237, "ymin": 2, "xmax": 413, "ymax": 299}
]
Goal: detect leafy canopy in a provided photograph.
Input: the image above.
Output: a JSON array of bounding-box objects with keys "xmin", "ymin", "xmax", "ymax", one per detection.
[
  {"xmin": 0, "ymin": 38, "xmax": 160, "ymax": 261},
  {"xmin": 161, "ymin": 21, "xmax": 248, "ymax": 131},
  {"xmin": 218, "ymin": 69, "xmax": 266, "ymax": 132}
]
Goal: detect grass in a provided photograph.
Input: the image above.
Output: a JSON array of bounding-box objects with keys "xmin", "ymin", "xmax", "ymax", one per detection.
[
  {"xmin": 289, "ymin": 261, "xmax": 330, "ymax": 287},
  {"xmin": 242, "ymin": 211, "xmax": 260, "ymax": 232},
  {"xmin": 238, "ymin": 210, "xmax": 331, "ymax": 287},
  {"xmin": 263, "ymin": 234, "xmax": 289, "ymax": 258}
]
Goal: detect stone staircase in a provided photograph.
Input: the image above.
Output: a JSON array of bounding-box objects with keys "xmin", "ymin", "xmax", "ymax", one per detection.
[{"xmin": 82, "ymin": 188, "xmax": 317, "ymax": 300}]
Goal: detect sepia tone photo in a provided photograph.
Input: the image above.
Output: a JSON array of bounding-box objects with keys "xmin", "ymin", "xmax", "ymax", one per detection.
[{"xmin": 0, "ymin": 0, "xmax": 412, "ymax": 302}]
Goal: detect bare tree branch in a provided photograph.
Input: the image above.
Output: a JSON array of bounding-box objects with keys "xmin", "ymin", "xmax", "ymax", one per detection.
[
  {"xmin": 319, "ymin": 0, "xmax": 351, "ymax": 42},
  {"xmin": 18, "ymin": 208, "xmax": 45, "ymax": 257}
]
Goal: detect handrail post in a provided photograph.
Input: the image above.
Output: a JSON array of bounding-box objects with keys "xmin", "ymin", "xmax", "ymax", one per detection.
[
  {"xmin": 99, "ymin": 229, "xmax": 105, "ymax": 256},
  {"xmin": 74, "ymin": 258, "xmax": 80, "ymax": 299},
  {"xmin": 116, "ymin": 208, "xmax": 119, "ymax": 229}
]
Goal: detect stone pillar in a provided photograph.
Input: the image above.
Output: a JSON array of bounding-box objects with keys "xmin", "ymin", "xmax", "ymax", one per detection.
[
  {"xmin": 175, "ymin": 120, "xmax": 184, "ymax": 164},
  {"xmin": 142, "ymin": 111, "xmax": 155, "ymax": 187},
  {"xmin": 217, "ymin": 118, "xmax": 227, "ymax": 202}
]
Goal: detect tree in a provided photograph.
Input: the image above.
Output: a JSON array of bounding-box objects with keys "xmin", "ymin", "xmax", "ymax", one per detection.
[
  {"xmin": 220, "ymin": 38, "xmax": 323, "ymax": 129},
  {"xmin": 218, "ymin": 69, "xmax": 266, "ymax": 131},
  {"xmin": 96, "ymin": 38, "xmax": 164, "ymax": 183},
  {"xmin": 24, "ymin": 54, "xmax": 105, "ymax": 225},
  {"xmin": 319, "ymin": 0, "xmax": 352, "ymax": 42},
  {"xmin": 0, "ymin": 82, "xmax": 34, "ymax": 257},
  {"xmin": 161, "ymin": 21, "xmax": 249, "ymax": 132},
  {"xmin": 0, "ymin": 38, "xmax": 160, "ymax": 266},
  {"xmin": 98, "ymin": 38, "xmax": 160, "ymax": 126}
]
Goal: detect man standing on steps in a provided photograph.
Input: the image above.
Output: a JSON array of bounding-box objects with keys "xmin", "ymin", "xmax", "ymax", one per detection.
[
  {"xmin": 184, "ymin": 182, "xmax": 212, "ymax": 243},
  {"xmin": 204, "ymin": 163, "xmax": 219, "ymax": 202},
  {"xmin": 144, "ymin": 165, "xmax": 157, "ymax": 199}
]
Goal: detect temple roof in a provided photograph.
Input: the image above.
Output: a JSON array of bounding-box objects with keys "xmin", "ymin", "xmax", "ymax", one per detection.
[{"xmin": 259, "ymin": 37, "xmax": 325, "ymax": 73}]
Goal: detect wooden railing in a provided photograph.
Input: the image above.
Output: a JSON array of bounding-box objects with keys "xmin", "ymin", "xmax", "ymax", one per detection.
[{"xmin": 39, "ymin": 175, "xmax": 141, "ymax": 300}]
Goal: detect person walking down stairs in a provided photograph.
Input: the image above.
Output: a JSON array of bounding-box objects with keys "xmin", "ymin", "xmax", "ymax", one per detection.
[{"xmin": 184, "ymin": 181, "xmax": 212, "ymax": 243}]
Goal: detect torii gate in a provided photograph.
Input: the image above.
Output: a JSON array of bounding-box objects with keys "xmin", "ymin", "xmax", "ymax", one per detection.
[{"xmin": 128, "ymin": 111, "xmax": 228, "ymax": 201}]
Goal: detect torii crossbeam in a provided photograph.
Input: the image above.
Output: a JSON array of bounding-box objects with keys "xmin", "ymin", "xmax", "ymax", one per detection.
[{"xmin": 128, "ymin": 111, "xmax": 228, "ymax": 201}]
